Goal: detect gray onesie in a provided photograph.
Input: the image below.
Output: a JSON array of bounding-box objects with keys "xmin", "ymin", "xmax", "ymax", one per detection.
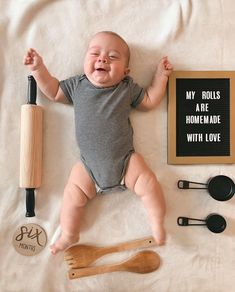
[{"xmin": 60, "ymin": 74, "xmax": 145, "ymax": 192}]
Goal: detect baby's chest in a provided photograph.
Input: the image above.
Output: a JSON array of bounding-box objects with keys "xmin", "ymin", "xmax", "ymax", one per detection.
[{"xmin": 74, "ymin": 93, "xmax": 131, "ymax": 120}]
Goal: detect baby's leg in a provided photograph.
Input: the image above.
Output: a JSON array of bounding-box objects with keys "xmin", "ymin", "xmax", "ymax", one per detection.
[
  {"xmin": 50, "ymin": 162, "xmax": 97, "ymax": 255},
  {"xmin": 125, "ymin": 153, "xmax": 166, "ymax": 245}
]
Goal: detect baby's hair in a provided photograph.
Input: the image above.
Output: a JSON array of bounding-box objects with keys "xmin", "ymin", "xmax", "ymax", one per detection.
[{"xmin": 93, "ymin": 31, "xmax": 130, "ymax": 65}]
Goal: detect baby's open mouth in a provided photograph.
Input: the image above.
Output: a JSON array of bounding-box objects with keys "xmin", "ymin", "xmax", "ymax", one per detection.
[{"xmin": 96, "ymin": 68, "xmax": 106, "ymax": 71}]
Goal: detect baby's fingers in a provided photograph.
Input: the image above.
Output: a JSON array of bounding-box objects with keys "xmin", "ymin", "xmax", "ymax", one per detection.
[
  {"xmin": 23, "ymin": 48, "xmax": 39, "ymax": 64},
  {"xmin": 23, "ymin": 55, "xmax": 33, "ymax": 65},
  {"xmin": 28, "ymin": 48, "xmax": 37, "ymax": 55},
  {"xmin": 25, "ymin": 48, "xmax": 38, "ymax": 59},
  {"xmin": 162, "ymin": 57, "xmax": 173, "ymax": 71},
  {"xmin": 166, "ymin": 62, "xmax": 173, "ymax": 70}
]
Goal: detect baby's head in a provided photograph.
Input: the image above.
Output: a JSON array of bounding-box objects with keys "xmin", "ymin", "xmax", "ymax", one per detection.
[{"xmin": 84, "ymin": 31, "xmax": 130, "ymax": 88}]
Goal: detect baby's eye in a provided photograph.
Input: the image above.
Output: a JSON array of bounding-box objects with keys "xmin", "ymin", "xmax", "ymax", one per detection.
[
  {"xmin": 109, "ymin": 54, "xmax": 119, "ymax": 60},
  {"xmin": 90, "ymin": 52, "xmax": 99, "ymax": 56}
]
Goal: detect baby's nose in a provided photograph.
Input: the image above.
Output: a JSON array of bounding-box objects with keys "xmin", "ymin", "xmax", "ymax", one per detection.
[{"xmin": 98, "ymin": 56, "xmax": 108, "ymax": 63}]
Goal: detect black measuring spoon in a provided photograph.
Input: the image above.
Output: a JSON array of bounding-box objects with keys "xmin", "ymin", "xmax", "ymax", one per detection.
[
  {"xmin": 177, "ymin": 213, "xmax": 227, "ymax": 233},
  {"xmin": 178, "ymin": 175, "xmax": 235, "ymax": 201}
]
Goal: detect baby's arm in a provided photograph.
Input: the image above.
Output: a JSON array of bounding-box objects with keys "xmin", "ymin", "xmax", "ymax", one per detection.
[
  {"xmin": 23, "ymin": 48, "xmax": 68, "ymax": 103},
  {"xmin": 138, "ymin": 57, "xmax": 173, "ymax": 111}
]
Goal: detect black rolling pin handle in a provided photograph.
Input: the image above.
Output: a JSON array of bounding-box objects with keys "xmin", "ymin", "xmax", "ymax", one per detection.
[
  {"xmin": 27, "ymin": 75, "xmax": 37, "ymax": 105},
  {"xmin": 25, "ymin": 188, "xmax": 35, "ymax": 217}
]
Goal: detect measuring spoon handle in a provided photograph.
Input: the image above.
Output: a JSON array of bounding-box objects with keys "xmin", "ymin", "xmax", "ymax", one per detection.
[{"xmin": 178, "ymin": 180, "xmax": 207, "ymax": 189}]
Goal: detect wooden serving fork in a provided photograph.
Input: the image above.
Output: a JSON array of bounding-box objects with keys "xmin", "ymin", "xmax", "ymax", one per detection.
[{"xmin": 64, "ymin": 236, "xmax": 156, "ymax": 269}]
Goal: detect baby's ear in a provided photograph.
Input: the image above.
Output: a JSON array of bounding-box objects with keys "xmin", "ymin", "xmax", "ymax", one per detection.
[{"xmin": 124, "ymin": 68, "xmax": 130, "ymax": 75}]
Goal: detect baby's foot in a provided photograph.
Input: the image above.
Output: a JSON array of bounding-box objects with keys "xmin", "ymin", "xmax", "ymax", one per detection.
[
  {"xmin": 50, "ymin": 233, "xmax": 79, "ymax": 255},
  {"xmin": 152, "ymin": 222, "xmax": 166, "ymax": 246}
]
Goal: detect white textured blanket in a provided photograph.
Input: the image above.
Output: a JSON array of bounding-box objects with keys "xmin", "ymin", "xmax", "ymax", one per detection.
[{"xmin": 1, "ymin": 1, "xmax": 235, "ymax": 291}]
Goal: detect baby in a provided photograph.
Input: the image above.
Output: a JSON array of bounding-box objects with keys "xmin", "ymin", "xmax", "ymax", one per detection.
[{"xmin": 23, "ymin": 31, "xmax": 173, "ymax": 254}]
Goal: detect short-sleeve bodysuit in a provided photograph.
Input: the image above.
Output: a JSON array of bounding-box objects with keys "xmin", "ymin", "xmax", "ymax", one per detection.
[{"xmin": 60, "ymin": 75, "xmax": 145, "ymax": 192}]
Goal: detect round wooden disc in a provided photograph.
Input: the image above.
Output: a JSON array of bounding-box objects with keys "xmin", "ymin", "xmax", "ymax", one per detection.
[{"xmin": 12, "ymin": 223, "xmax": 47, "ymax": 256}]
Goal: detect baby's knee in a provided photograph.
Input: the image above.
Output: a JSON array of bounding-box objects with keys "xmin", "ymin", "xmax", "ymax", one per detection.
[
  {"xmin": 64, "ymin": 182, "xmax": 88, "ymax": 207},
  {"xmin": 142, "ymin": 169, "xmax": 158, "ymax": 185},
  {"xmin": 135, "ymin": 169, "xmax": 159, "ymax": 194}
]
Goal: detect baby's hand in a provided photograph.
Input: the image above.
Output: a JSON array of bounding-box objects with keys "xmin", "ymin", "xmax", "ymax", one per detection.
[
  {"xmin": 157, "ymin": 56, "xmax": 173, "ymax": 78},
  {"xmin": 23, "ymin": 48, "xmax": 43, "ymax": 71}
]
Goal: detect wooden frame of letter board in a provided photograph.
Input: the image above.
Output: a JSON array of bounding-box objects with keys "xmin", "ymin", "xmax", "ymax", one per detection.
[{"xmin": 168, "ymin": 71, "xmax": 235, "ymax": 164}]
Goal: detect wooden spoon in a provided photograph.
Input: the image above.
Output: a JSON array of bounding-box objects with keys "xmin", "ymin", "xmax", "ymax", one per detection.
[
  {"xmin": 64, "ymin": 236, "xmax": 156, "ymax": 268},
  {"xmin": 68, "ymin": 250, "xmax": 160, "ymax": 279}
]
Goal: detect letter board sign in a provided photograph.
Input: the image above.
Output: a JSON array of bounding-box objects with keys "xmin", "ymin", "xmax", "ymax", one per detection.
[{"xmin": 168, "ymin": 71, "xmax": 235, "ymax": 164}]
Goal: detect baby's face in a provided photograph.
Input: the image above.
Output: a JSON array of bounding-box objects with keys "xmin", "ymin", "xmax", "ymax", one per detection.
[{"xmin": 84, "ymin": 32, "xmax": 130, "ymax": 87}]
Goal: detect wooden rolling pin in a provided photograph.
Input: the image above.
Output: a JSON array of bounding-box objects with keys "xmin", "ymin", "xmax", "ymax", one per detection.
[{"xmin": 20, "ymin": 75, "xmax": 43, "ymax": 217}]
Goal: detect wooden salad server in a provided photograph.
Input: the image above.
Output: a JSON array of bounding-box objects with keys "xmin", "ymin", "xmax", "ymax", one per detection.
[
  {"xmin": 64, "ymin": 236, "xmax": 156, "ymax": 269},
  {"xmin": 68, "ymin": 250, "xmax": 160, "ymax": 279}
]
